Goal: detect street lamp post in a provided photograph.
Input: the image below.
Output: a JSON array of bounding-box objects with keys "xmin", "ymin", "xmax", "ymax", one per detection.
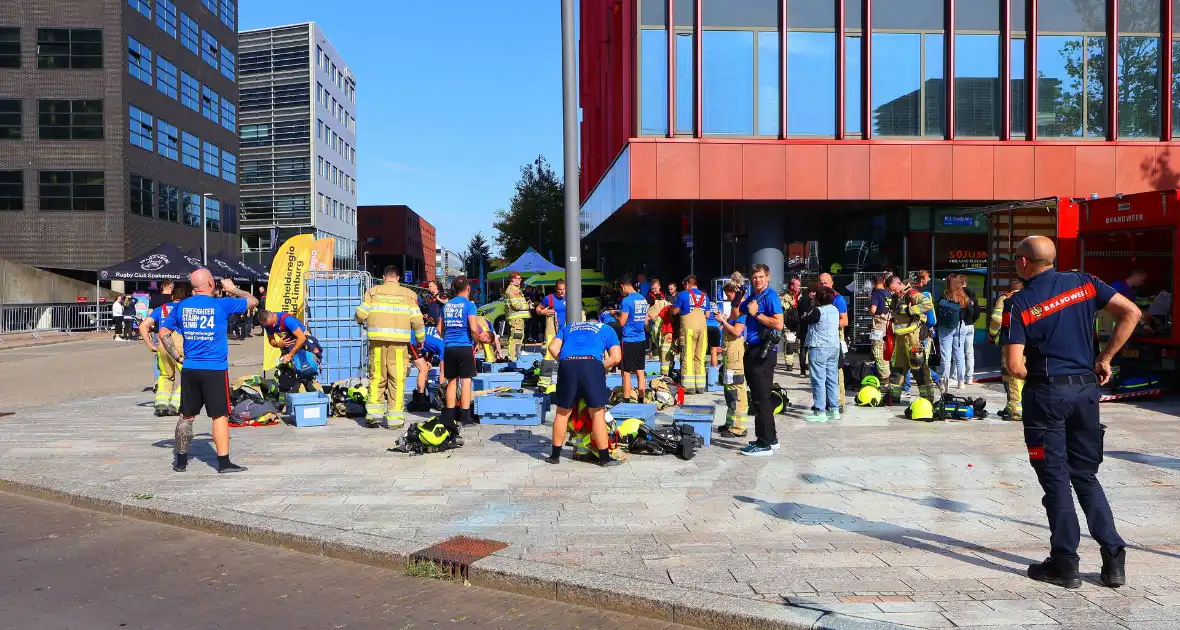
[
  {"xmin": 200, "ymin": 193, "xmax": 214, "ymax": 266},
  {"xmin": 560, "ymin": 0, "xmax": 581, "ymax": 323}
]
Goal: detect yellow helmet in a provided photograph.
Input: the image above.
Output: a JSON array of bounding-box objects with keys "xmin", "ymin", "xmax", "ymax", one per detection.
[
  {"xmin": 860, "ymin": 375, "xmax": 881, "ymax": 389},
  {"xmin": 856, "ymin": 386, "xmax": 883, "ymax": 407},
  {"xmin": 418, "ymin": 421, "xmax": 450, "ymax": 446},
  {"xmin": 830, "ymin": 262, "xmax": 843, "ymax": 274},
  {"xmin": 617, "ymin": 417, "xmax": 643, "ymax": 439},
  {"xmin": 906, "ymin": 398, "xmax": 934, "ymax": 421}
]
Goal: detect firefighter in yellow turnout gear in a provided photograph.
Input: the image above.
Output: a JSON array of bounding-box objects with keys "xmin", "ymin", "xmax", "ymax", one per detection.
[
  {"xmin": 139, "ymin": 285, "xmax": 189, "ymax": 416},
  {"xmin": 885, "ymin": 276, "xmax": 935, "ymax": 405},
  {"xmin": 717, "ymin": 278, "xmax": 749, "ymax": 437},
  {"xmin": 989, "ymin": 278, "xmax": 1024, "ymax": 421},
  {"xmin": 355, "ymin": 266, "xmax": 426, "ymax": 429},
  {"xmin": 503, "ymin": 272, "xmax": 530, "ymax": 361},
  {"xmin": 673, "ymin": 276, "xmax": 710, "ymax": 395},
  {"xmin": 648, "ymin": 283, "xmax": 674, "ymax": 375},
  {"xmin": 868, "ymin": 274, "xmax": 892, "ymax": 381}
]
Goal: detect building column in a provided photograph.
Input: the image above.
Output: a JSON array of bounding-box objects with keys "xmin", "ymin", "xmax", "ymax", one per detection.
[{"xmin": 747, "ymin": 209, "xmax": 784, "ymax": 291}]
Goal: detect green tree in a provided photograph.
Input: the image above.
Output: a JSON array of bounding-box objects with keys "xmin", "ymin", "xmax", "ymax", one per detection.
[
  {"xmin": 461, "ymin": 232, "xmax": 493, "ymax": 280},
  {"xmin": 493, "ymin": 156, "xmax": 565, "ymax": 264}
]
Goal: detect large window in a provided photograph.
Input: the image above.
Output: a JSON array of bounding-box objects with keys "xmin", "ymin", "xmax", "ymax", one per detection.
[
  {"xmin": 221, "ymin": 151, "xmax": 236, "ymax": 184},
  {"xmin": 38, "ymin": 100, "xmax": 103, "ymax": 140},
  {"xmin": 0, "ymin": 28, "xmax": 19, "ymax": 68},
  {"xmin": 156, "ymin": 0, "xmax": 177, "ymax": 37},
  {"xmin": 954, "ymin": 0, "xmax": 1001, "ymax": 137},
  {"xmin": 180, "ymin": 71, "xmax": 199, "ymax": 111},
  {"xmin": 699, "ymin": 0, "xmax": 779, "ymax": 136},
  {"xmin": 1036, "ymin": 0, "xmax": 1107, "ymax": 138},
  {"xmin": 220, "ymin": 99, "xmax": 235, "ymax": 132},
  {"xmin": 847, "ymin": 0, "xmax": 864, "ymax": 136},
  {"xmin": 1118, "ymin": 0, "xmax": 1161, "ymax": 138},
  {"xmin": 786, "ymin": 3, "xmax": 837, "ymax": 136},
  {"xmin": 128, "ymin": 105, "xmax": 153, "ymax": 150},
  {"xmin": 219, "ymin": 0, "xmax": 236, "ymax": 31},
  {"xmin": 0, "ymin": 100, "xmax": 20, "ymax": 139},
  {"xmin": 872, "ymin": 0, "xmax": 944, "ymax": 137},
  {"xmin": 205, "ymin": 196, "xmax": 220, "ymax": 232},
  {"xmin": 39, "ymin": 171, "xmax": 104, "ymax": 211},
  {"xmin": 220, "ymin": 46, "xmax": 234, "ymax": 81},
  {"xmin": 155, "ymin": 55, "xmax": 178, "ymax": 99},
  {"xmin": 128, "ymin": 37, "xmax": 153, "ymax": 84},
  {"xmin": 201, "ymin": 85, "xmax": 219, "ymax": 123},
  {"xmin": 180, "ymin": 12, "xmax": 198, "ymax": 54},
  {"xmin": 0, "ymin": 171, "xmax": 22, "ymax": 210},
  {"xmin": 157, "ymin": 183, "xmax": 179, "ymax": 222},
  {"xmin": 640, "ymin": 27, "xmax": 668, "ymax": 135},
  {"xmin": 36, "ymin": 29, "xmax": 102, "ymax": 69},
  {"xmin": 182, "ymin": 191, "xmax": 200, "ymax": 227},
  {"xmin": 129, "ymin": 174, "xmax": 153, "ymax": 217},
  {"xmin": 202, "ymin": 141, "xmax": 220, "ymax": 176},
  {"xmin": 181, "ymin": 131, "xmax": 200, "ymax": 169},
  {"xmin": 676, "ymin": 31, "xmax": 694, "ymax": 134},
  {"xmin": 703, "ymin": 31, "xmax": 755, "ymax": 135},
  {"xmin": 128, "ymin": 0, "xmax": 151, "ymax": 19},
  {"xmin": 1012, "ymin": 0, "xmax": 1028, "ymax": 137},
  {"xmin": 157, "ymin": 119, "xmax": 179, "ymax": 160},
  {"xmin": 201, "ymin": 30, "xmax": 219, "ymax": 68}
]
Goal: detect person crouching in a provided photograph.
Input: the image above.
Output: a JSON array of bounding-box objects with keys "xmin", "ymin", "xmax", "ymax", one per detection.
[{"xmin": 546, "ymin": 318, "xmax": 624, "ymax": 467}]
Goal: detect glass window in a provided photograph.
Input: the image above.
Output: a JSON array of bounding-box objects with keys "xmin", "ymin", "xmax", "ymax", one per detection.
[
  {"xmin": 676, "ymin": 31, "xmax": 694, "ymax": 134},
  {"xmin": 181, "ymin": 131, "xmax": 200, "ymax": 169},
  {"xmin": 39, "ymin": 171, "xmax": 104, "ymax": 212},
  {"xmin": 201, "ymin": 0, "xmax": 217, "ymax": 14},
  {"xmin": 846, "ymin": 36, "xmax": 863, "ymax": 135},
  {"xmin": 180, "ymin": 13, "xmax": 198, "ymax": 54},
  {"xmin": 639, "ymin": 29, "xmax": 668, "ymax": 134},
  {"xmin": 38, "ymin": 99, "xmax": 103, "ymax": 140},
  {"xmin": 871, "ymin": 34, "xmax": 920, "ymax": 136},
  {"xmin": 156, "ymin": 55, "xmax": 178, "ymax": 98},
  {"xmin": 201, "ymin": 86, "xmax": 219, "ymax": 123},
  {"xmin": 1039, "ymin": 0, "xmax": 1106, "ymax": 32},
  {"xmin": 219, "ymin": 0, "xmax": 235, "ymax": 31},
  {"xmin": 157, "ymin": 119, "xmax": 179, "ymax": 160},
  {"xmin": 755, "ymin": 31, "xmax": 779, "ymax": 137},
  {"xmin": 846, "ymin": 0, "xmax": 862, "ymax": 28},
  {"xmin": 180, "ymin": 71, "xmax": 199, "ymax": 110},
  {"xmin": 874, "ymin": 0, "xmax": 943, "ymax": 30},
  {"xmin": 0, "ymin": 28, "xmax": 19, "ymax": 68},
  {"xmin": 0, "ymin": 171, "xmax": 23, "ymax": 211},
  {"xmin": 220, "ymin": 100, "xmax": 235, "ymax": 132},
  {"xmin": 706, "ymin": 0, "xmax": 778, "ymax": 28},
  {"xmin": 156, "ymin": 0, "xmax": 177, "ymax": 37},
  {"xmin": 202, "ymin": 141, "xmax": 220, "ymax": 176},
  {"xmin": 128, "ymin": 0, "xmax": 151, "ymax": 19},
  {"xmin": 956, "ymin": 0, "xmax": 999, "ymax": 30},
  {"xmin": 1037, "ymin": 35, "xmax": 1107, "ymax": 137},
  {"xmin": 128, "ymin": 36, "xmax": 152, "ymax": 84},
  {"xmin": 222, "ymin": 151, "xmax": 236, "ymax": 183},
  {"xmin": 182, "ymin": 191, "xmax": 200, "ymax": 227},
  {"xmin": 787, "ymin": 31, "xmax": 835, "ymax": 136},
  {"xmin": 129, "ymin": 174, "xmax": 153, "ymax": 217},
  {"xmin": 0, "ymin": 100, "xmax": 21, "ymax": 140},
  {"xmin": 201, "ymin": 30, "xmax": 219, "ymax": 68},
  {"xmin": 205, "ymin": 196, "xmax": 220, "ymax": 232},
  {"xmin": 158, "ymin": 183, "xmax": 179, "ymax": 222},
  {"xmin": 220, "ymin": 46, "xmax": 235, "ymax": 81},
  {"xmin": 640, "ymin": 0, "xmax": 666, "ymax": 26},
  {"xmin": 129, "ymin": 105, "xmax": 154, "ymax": 150},
  {"xmin": 1013, "ymin": 0, "xmax": 1027, "ymax": 32},
  {"xmin": 955, "ymin": 34, "xmax": 1001, "ymax": 137},
  {"xmin": 316, "ymin": 119, "xmax": 323, "ymax": 139},
  {"xmin": 1118, "ymin": 0, "xmax": 1162, "ymax": 138},
  {"xmin": 37, "ymin": 29, "xmax": 103, "ymax": 69},
  {"xmin": 1011, "ymin": 38, "xmax": 1027, "ymax": 135}
]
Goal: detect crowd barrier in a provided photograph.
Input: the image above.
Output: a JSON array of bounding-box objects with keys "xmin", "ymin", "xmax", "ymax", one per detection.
[
  {"xmin": 305, "ymin": 271, "xmax": 373, "ymax": 383},
  {"xmin": 0, "ymin": 303, "xmax": 114, "ymax": 343}
]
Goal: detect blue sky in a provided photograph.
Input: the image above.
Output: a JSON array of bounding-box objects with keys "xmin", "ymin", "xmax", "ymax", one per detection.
[{"xmin": 240, "ymin": 1, "xmax": 568, "ymax": 254}]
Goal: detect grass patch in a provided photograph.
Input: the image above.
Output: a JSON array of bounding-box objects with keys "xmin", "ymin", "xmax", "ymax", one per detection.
[{"xmin": 405, "ymin": 559, "xmax": 451, "ymax": 580}]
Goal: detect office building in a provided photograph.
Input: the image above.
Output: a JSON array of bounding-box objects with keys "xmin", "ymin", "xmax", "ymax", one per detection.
[
  {"xmin": 435, "ymin": 247, "xmax": 463, "ymax": 287},
  {"xmin": 358, "ymin": 204, "xmax": 435, "ymax": 284},
  {"xmin": 238, "ymin": 22, "xmax": 357, "ymax": 268},
  {"xmin": 0, "ymin": 0, "xmax": 240, "ymax": 278}
]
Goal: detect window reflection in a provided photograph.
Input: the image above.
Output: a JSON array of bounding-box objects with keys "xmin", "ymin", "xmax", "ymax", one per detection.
[
  {"xmin": 1117, "ymin": 0, "xmax": 1161, "ymax": 138},
  {"xmin": 703, "ymin": 30, "xmax": 755, "ymax": 135},
  {"xmin": 1036, "ymin": 35, "xmax": 1106, "ymax": 138},
  {"xmin": 676, "ymin": 32, "xmax": 694, "ymax": 134},
  {"xmin": 925, "ymin": 33, "xmax": 945, "ymax": 136},
  {"xmin": 872, "ymin": 33, "xmax": 944, "ymax": 137},
  {"xmin": 641, "ymin": 29, "xmax": 668, "ymax": 135},
  {"xmin": 1011, "ymin": 38, "xmax": 1027, "ymax": 136},
  {"xmin": 756, "ymin": 32, "xmax": 779, "ymax": 137},
  {"xmin": 846, "ymin": 36, "xmax": 862, "ymax": 135},
  {"xmin": 787, "ymin": 32, "xmax": 835, "ymax": 135},
  {"xmin": 955, "ymin": 34, "xmax": 1001, "ymax": 137}
]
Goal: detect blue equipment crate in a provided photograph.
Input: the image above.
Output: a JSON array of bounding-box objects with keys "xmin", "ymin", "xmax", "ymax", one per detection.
[
  {"xmin": 534, "ymin": 392, "xmax": 551, "ymax": 414},
  {"xmin": 482, "ymin": 362, "xmax": 511, "ymax": 373},
  {"xmin": 472, "ymin": 372, "xmax": 525, "ymax": 391},
  {"xmin": 673, "ymin": 404, "xmax": 717, "ymax": 446},
  {"xmin": 706, "ymin": 365, "xmax": 723, "ymax": 392},
  {"xmin": 645, "ymin": 359, "xmax": 662, "ymax": 376},
  {"xmin": 408, "ymin": 366, "xmax": 440, "ymax": 383},
  {"xmin": 512, "ymin": 352, "xmax": 542, "ymax": 369},
  {"xmin": 605, "ymin": 372, "xmax": 639, "ymax": 389},
  {"xmin": 609, "ymin": 403, "xmax": 658, "ymax": 427},
  {"xmin": 305, "ymin": 276, "xmax": 369, "ymax": 384},
  {"xmin": 475, "ymin": 393, "xmax": 544, "ymax": 426},
  {"xmin": 287, "ymin": 391, "xmax": 330, "ymax": 427}
]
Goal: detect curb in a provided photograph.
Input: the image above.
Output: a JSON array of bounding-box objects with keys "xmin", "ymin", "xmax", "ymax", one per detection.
[
  {"xmin": 0, "ymin": 478, "xmax": 906, "ymax": 630},
  {"xmin": 0, "ymin": 334, "xmax": 106, "ymax": 351}
]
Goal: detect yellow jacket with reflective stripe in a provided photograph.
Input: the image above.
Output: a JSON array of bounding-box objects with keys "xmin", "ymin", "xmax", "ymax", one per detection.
[
  {"xmin": 355, "ymin": 282, "xmax": 425, "ymax": 344},
  {"xmin": 504, "ymin": 285, "xmax": 530, "ymax": 320},
  {"xmin": 989, "ymin": 291, "xmax": 1014, "ymax": 343}
]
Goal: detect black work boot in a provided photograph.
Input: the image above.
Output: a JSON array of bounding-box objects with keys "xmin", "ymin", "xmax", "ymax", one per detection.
[
  {"xmin": 1101, "ymin": 548, "xmax": 1126, "ymax": 588},
  {"xmin": 172, "ymin": 452, "xmax": 188, "ymax": 472},
  {"xmin": 1028, "ymin": 556, "xmax": 1082, "ymax": 589}
]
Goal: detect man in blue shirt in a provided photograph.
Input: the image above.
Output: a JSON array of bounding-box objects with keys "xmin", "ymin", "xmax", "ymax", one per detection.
[
  {"xmin": 438, "ymin": 276, "xmax": 489, "ymax": 427},
  {"xmin": 545, "ymin": 319, "xmax": 622, "ymax": 467},
  {"xmin": 408, "ymin": 327, "xmax": 446, "ymax": 412},
  {"xmin": 673, "ymin": 276, "xmax": 711, "ymax": 394},
  {"xmin": 737, "ymin": 264, "xmax": 785, "ymax": 457},
  {"xmin": 258, "ymin": 309, "xmax": 322, "ymax": 364},
  {"xmin": 159, "ymin": 269, "xmax": 257, "ymax": 473},
  {"xmin": 636, "ymin": 272, "xmax": 651, "ymax": 299},
  {"xmin": 617, "ymin": 276, "xmax": 652, "ymax": 404},
  {"xmin": 1110, "ymin": 269, "xmax": 1145, "ymax": 301},
  {"xmin": 1002, "ymin": 236, "xmax": 1140, "ymax": 590},
  {"xmin": 819, "ymin": 273, "xmax": 849, "ymax": 409},
  {"xmin": 536, "ymin": 280, "xmax": 568, "ymax": 391}
]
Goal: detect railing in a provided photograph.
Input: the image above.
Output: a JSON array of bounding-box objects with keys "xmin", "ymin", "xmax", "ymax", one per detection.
[{"xmin": 0, "ymin": 303, "xmax": 115, "ymax": 343}]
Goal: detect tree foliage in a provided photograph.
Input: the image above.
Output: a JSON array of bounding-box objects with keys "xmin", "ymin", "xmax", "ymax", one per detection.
[
  {"xmin": 493, "ymin": 156, "xmax": 565, "ymax": 265},
  {"xmin": 461, "ymin": 232, "xmax": 493, "ymax": 280}
]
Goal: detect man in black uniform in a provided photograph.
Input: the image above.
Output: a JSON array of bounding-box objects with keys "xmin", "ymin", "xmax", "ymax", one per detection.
[{"xmin": 1001, "ymin": 235, "xmax": 1140, "ymax": 589}]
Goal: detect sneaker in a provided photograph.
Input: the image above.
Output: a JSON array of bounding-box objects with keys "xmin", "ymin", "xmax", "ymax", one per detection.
[
  {"xmin": 172, "ymin": 453, "xmax": 187, "ymax": 473},
  {"xmin": 746, "ymin": 439, "xmax": 780, "ymax": 450},
  {"xmin": 1027, "ymin": 556, "xmax": 1082, "ymax": 589},
  {"xmin": 1101, "ymin": 548, "xmax": 1126, "ymax": 588},
  {"xmin": 545, "ymin": 454, "xmax": 561, "ymax": 465},
  {"xmin": 217, "ymin": 462, "xmax": 248, "ymax": 474},
  {"xmin": 364, "ymin": 419, "xmax": 382, "ymax": 429},
  {"xmin": 739, "ymin": 443, "xmax": 773, "ymax": 457},
  {"xmin": 827, "ymin": 409, "xmax": 842, "ymax": 421},
  {"xmin": 957, "ymin": 381, "xmax": 967, "ymax": 390},
  {"xmin": 804, "ymin": 411, "xmax": 829, "ymax": 423}
]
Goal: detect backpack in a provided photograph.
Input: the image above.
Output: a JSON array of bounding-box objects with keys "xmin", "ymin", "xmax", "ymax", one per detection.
[
  {"xmin": 390, "ymin": 417, "xmax": 462, "ymax": 455},
  {"xmin": 936, "ymin": 299, "xmax": 961, "ymax": 331},
  {"xmin": 627, "ymin": 424, "xmax": 701, "ymax": 460}
]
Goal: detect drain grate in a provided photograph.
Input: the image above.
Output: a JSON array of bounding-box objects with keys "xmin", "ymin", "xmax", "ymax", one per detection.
[{"xmin": 409, "ymin": 535, "xmax": 508, "ymax": 580}]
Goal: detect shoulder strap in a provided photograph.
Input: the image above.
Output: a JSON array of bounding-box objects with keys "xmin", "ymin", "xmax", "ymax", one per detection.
[{"xmin": 690, "ymin": 289, "xmax": 706, "ymax": 308}]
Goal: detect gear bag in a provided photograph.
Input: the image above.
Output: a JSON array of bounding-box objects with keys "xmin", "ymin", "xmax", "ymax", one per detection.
[{"xmin": 391, "ymin": 417, "xmax": 462, "ymax": 455}]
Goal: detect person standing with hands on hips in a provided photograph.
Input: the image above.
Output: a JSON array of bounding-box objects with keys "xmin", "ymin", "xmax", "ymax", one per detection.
[
  {"xmin": 1001, "ymin": 235, "xmax": 1140, "ymax": 590},
  {"xmin": 158, "ymin": 270, "xmax": 258, "ymax": 473},
  {"xmin": 738, "ymin": 264, "xmax": 784, "ymax": 457}
]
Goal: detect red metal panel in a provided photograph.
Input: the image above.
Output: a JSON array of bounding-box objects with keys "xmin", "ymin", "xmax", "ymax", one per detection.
[
  {"xmin": 1032, "ymin": 145, "xmax": 1077, "ymax": 197},
  {"xmin": 1115, "ymin": 144, "xmax": 1166, "ymax": 193},
  {"xmin": 630, "ymin": 141, "xmax": 659, "ymax": 198},
  {"xmin": 1028, "ymin": 0, "xmax": 1037, "ymax": 141},
  {"xmin": 945, "ymin": 0, "xmax": 955, "ymax": 140},
  {"xmin": 784, "ymin": 144, "xmax": 829, "ymax": 198},
  {"xmin": 951, "ymin": 145, "xmax": 996, "ymax": 199},
  {"xmin": 1165, "ymin": 0, "xmax": 1174, "ymax": 141},
  {"xmin": 836, "ymin": 0, "xmax": 846, "ymax": 140},
  {"xmin": 1108, "ymin": 0, "xmax": 1118, "ymax": 141},
  {"xmin": 910, "ymin": 144, "xmax": 954, "ymax": 199},
  {"xmin": 1074, "ymin": 145, "xmax": 1117, "ymax": 198},
  {"xmin": 827, "ymin": 144, "xmax": 871, "ymax": 198},
  {"xmin": 741, "ymin": 144, "xmax": 787, "ymax": 199},
  {"xmin": 699, "ymin": 143, "xmax": 743, "ymax": 198},
  {"xmin": 862, "ymin": 0, "xmax": 873, "ymax": 139},
  {"xmin": 656, "ymin": 141, "xmax": 701, "ymax": 198},
  {"xmin": 1001, "ymin": 0, "xmax": 1011, "ymax": 140},
  {"xmin": 992, "ymin": 144, "xmax": 1036, "ymax": 199},
  {"xmin": 868, "ymin": 144, "xmax": 912, "ymax": 199}
]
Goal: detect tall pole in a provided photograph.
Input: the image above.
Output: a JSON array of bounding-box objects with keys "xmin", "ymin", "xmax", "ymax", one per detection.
[
  {"xmin": 200, "ymin": 193, "xmax": 211, "ymax": 266},
  {"xmin": 560, "ymin": 0, "xmax": 581, "ymax": 324}
]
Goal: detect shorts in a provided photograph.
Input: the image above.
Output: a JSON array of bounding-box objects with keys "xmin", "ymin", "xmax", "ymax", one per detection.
[
  {"xmin": 707, "ymin": 326, "xmax": 722, "ymax": 348},
  {"xmin": 608, "ymin": 322, "xmax": 623, "ymax": 345},
  {"xmin": 443, "ymin": 345, "xmax": 476, "ymax": 379},
  {"xmin": 179, "ymin": 368, "xmax": 232, "ymax": 418},
  {"xmin": 554, "ymin": 358, "xmax": 608, "ymax": 410},
  {"xmin": 621, "ymin": 341, "xmax": 647, "ymax": 372}
]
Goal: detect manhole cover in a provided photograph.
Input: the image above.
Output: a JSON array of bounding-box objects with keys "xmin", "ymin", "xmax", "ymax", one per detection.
[{"xmin": 410, "ymin": 535, "xmax": 508, "ymax": 579}]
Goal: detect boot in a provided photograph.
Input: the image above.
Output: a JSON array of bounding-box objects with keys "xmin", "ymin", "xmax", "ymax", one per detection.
[
  {"xmin": 1101, "ymin": 548, "xmax": 1126, "ymax": 588},
  {"xmin": 154, "ymin": 406, "xmax": 169, "ymax": 417},
  {"xmin": 459, "ymin": 407, "xmax": 478, "ymax": 426},
  {"xmin": 1027, "ymin": 556, "xmax": 1082, "ymax": 589}
]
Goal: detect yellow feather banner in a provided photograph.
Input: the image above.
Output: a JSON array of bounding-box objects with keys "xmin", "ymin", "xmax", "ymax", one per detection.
[{"xmin": 263, "ymin": 234, "xmax": 314, "ymax": 371}]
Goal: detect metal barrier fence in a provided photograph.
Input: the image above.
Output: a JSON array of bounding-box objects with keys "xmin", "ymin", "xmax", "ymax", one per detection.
[
  {"xmin": 0, "ymin": 303, "xmax": 114, "ymax": 342},
  {"xmin": 304, "ymin": 271, "xmax": 373, "ymax": 383}
]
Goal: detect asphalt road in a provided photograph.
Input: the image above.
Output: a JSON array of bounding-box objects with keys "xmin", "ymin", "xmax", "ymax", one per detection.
[{"xmin": 0, "ymin": 491, "xmax": 694, "ymax": 630}]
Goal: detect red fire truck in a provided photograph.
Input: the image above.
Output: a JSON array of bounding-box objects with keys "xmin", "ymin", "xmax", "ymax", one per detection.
[{"xmin": 1078, "ymin": 190, "xmax": 1179, "ymax": 392}]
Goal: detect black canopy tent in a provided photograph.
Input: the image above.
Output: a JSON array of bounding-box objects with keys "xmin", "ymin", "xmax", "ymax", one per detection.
[
  {"xmin": 99, "ymin": 243, "xmax": 202, "ymax": 282},
  {"xmin": 185, "ymin": 249, "xmax": 254, "ymax": 284}
]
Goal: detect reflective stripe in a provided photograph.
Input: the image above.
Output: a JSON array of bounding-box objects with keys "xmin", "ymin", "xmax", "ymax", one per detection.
[
  {"xmin": 365, "ymin": 304, "xmax": 418, "ymax": 314},
  {"xmin": 369, "ymin": 327, "xmax": 414, "ymax": 336},
  {"xmin": 355, "ymin": 306, "xmax": 369, "ymax": 315},
  {"xmin": 506, "ymin": 312, "xmax": 530, "ymax": 320}
]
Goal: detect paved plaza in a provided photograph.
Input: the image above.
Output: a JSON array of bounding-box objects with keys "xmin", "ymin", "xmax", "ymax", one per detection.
[{"xmin": 2, "ymin": 339, "xmax": 1180, "ymax": 629}]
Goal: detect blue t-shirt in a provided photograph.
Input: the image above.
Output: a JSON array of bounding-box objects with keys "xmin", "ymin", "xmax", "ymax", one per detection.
[
  {"xmin": 706, "ymin": 303, "xmax": 721, "ymax": 328},
  {"xmin": 442, "ymin": 296, "xmax": 478, "ymax": 346},
  {"xmin": 1111, "ymin": 279, "xmax": 1133, "ymax": 300},
  {"xmin": 264, "ymin": 313, "xmax": 305, "ymax": 337},
  {"xmin": 620, "ymin": 292, "xmax": 650, "ymax": 342},
  {"xmin": 422, "ymin": 327, "xmax": 446, "ymax": 355},
  {"xmin": 675, "ymin": 288, "xmax": 709, "ymax": 315},
  {"xmin": 147, "ymin": 302, "xmax": 178, "ymax": 332},
  {"xmin": 740, "ymin": 286, "xmax": 785, "ymax": 344},
  {"xmin": 544, "ymin": 294, "xmax": 568, "ymax": 328},
  {"xmin": 637, "ymin": 281, "xmax": 651, "ymax": 297},
  {"xmin": 598, "ymin": 311, "xmax": 616, "ymax": 324},
  {"xmin": 832, "ymin": 293, "xmax": 848, "ymax": 315},
  {"xmin": 1001, "ymin": 270, "xmax": 1116, "ymax": 377},
  {"xmin": 870, "ymin": 288, "xmax": 890, "ymax": 314},
  {"xmin": 160, "ymin": 294, "xmax": 248, "ymax": 370},
  {"xmin": 556, "ymin": 321, "xmax": 620, "ymax": 360}
]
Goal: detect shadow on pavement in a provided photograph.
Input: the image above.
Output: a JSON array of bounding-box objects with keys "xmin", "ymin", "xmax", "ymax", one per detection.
[
  {"xmin": 1106, "ymin": 450, "xmax": 1180, "ymax": 470},
  {"xmin": 489, "ymin": 430, "xmax": 551, "ymax": 461},
  {"xmin": 151, "ymin": 436, "xmax": 220, "ymax": 470}
]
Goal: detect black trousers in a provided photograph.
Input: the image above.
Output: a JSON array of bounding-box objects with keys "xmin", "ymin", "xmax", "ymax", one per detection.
[{"xmin": 744, "ymin": 346, "xmax": 778, "ymax": 445}]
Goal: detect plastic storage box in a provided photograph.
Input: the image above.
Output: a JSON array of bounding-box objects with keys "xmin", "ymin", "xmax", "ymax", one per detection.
[
  {"xmin": 287, "ymin": 391, "xmax": 330, "ymax": 427},
  {"xmin": 481, "ymin": 362, "xmax": 511, "ymax": 373},
  {"xmin": 474, "ymin": 392, "xmax": 545, "ymax": 426},
  {"xmin": 512, "ymin": 352, "xmax": 543, "ymax": 369},
  {"xmin": 706, "ymin": 365, "xmax": 723, "ymax": 392},
  {"xmin": 472, "ymin": 372, "xmax": 526, "ymax": 391},
  {"xmin": 609, "ymin": 403, "xmax": 659, "ymax": 427},
  {"xmin": 605, "ymin": 372, "xmax": 639, "ymax": 389},
  {"xmin": 645, "ymin": 359, "xmax": 663, "ymax": 376},
  {"xmin": 305, "ymin": 275, "xmax": 370, "ymax": 384},
  {"xmin": 672, "ymin": 404, "xmax": 716, "ymax": 446}
]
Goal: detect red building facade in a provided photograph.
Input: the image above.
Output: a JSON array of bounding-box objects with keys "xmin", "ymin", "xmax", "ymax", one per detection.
[{"xmin": 357, "ymin": 204, "xmax": 436, "ymax": 283}]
